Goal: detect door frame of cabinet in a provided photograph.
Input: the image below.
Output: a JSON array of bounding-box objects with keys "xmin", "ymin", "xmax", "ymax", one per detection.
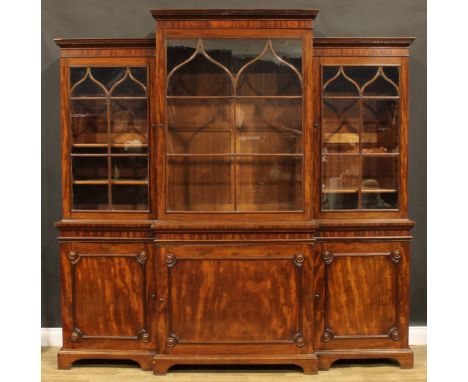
[
  {"xmin": 57, "ymin": 241, "xmax": 156, "ymax": 370},
  {"xmin": 312, "ymin": 55, "xmax": 409, "ymax": 219},
  {"xmin": 59, "ymin": 56, "xmax": 157, "ymax": 220},
  {"xmin": 153, "ymin": 243, "xmax": 315, "ymax": 354},
  {"xmin": 154, "ymin": 27, "xmax": 314, "ymax": 222},
  {"xmin": 59, "ymin": 242, "xmax": 156, "ymax": 349},
  {"xmin": 313, "ymin": 240, "xmax": 411, "ymax": 354}
]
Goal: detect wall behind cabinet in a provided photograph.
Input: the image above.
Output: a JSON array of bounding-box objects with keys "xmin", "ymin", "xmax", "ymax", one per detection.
[{"xmin": 42, "ymin": 0, "xmax": 427, "ymax": 327}]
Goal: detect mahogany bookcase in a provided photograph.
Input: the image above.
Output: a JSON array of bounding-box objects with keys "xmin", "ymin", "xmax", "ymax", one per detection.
[{"xmin": 54, "ymin": 8, "xmax": 415, "ymax": 375}]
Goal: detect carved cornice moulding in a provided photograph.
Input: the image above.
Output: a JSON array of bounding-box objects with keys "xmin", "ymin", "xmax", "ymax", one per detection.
[
  {"xmin": 54, "ymin": 37, "xmax": 415, "ymax": 50},
  {"xmin": 314, "ymin": 37, "xmax": 415, "ymax": 48},
  {"xmin": 150, "ymin": 9, "xmax": 320, "ymax": 20},
  {"xmin": 54, "ymin": 38, "xmax": 156, "ymax": 49}
]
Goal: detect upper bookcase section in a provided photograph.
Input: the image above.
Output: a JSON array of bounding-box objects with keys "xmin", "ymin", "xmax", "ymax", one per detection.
[{"xmin": 150, "ymin": 9, "xmax": 320, "ymax": 30}]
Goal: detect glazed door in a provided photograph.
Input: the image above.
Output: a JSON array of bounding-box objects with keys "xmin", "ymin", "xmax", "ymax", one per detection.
[
  {"xmin": 65, "ymin": 63, "xmax": 152, "ymax": 217},
  {"xmin": 155, "ymin": 244, "xmax": 314, "ymax": 355},
  {"xmin": 314, "ymin": 241, "xmax": 410, "ymax": 350},
  {"xmin": 315, "ymin": 57, "xmax": 408, "ymax": 218},
  {"xmin": 60, "ymin": 242, "xmax": 155, "ymax": 350},
  {"xmin": 157, "ymin": 32, "xmax": 313, "ymax": 220}
]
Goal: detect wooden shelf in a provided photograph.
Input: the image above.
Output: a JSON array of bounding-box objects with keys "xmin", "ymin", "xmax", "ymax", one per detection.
[
  {"xmin": 112, "ymin": 143, "xmax": 148, "ymax": 148},
  {"xmin": 361, "ymin": 188, "xmax": 397, "ymax": 193},
  {"xmin": 322, "ymin": 151, "xmax": 399, "ymax": 156},
  {"xmin": 322, "ymin": 188, "xmax": 397, "ymax": 194},
  {"xmin": 111, "ymin": 180, "xmax": 148, "ymax": 185},
  {"xmin": 322, "ymin": 188, "xmax": 358, "ymax": 194},
  {"xmin": 72, "ymin": 143, "xmax": 148, "ymax": 151},
  {"xmin": 322, "ymin": 96, "xmax": 400, "ymax": 100},
  {"xmin": 167, "ymin": 153, "xmax": 303, "ymax": 157},
  {"xmin": 166, "ymin": 95, "xmax": 303, "ymax": 100},
  {"xmin": 73, "ymin": 180, "xmax": 148, "ymax": 185},
  {"xmin": 71, "ymin": 153, "xmax": 147, "ymax": 157},
  {"xmin": 73, "ymin": 180, "xmax": 108, "ymax": 185},
  {"xmin": 70, "ymin": 96, "xmax": 147, "ymax": 100},
  {"xmin": 72, "ymin": 143, "xmax": 108, "ymax": 148},
  {"xmin": 323, "ymin": 133, "xmax": 359, "ymax": 144},
  {"xmin": 323, "ymin": 133, "xmax": 397, "ymax": 145}
]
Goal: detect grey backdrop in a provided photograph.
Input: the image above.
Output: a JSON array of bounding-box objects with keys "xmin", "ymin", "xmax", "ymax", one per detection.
[{"xmin": 42, "ymin": 0, "xmax": 427, "ymax": 327}]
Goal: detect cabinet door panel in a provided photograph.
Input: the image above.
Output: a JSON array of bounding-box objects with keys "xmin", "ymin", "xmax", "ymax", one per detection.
[
  {"xmin": 60, "ymin": 243, "xmax": 154, "ymax": 349},
  {"xmin": 315, "ymin": 241, "xmax": 409, "ymax": 350},
  {"xmin": 157, "ymin": 244, "xmax": 313, "ymax": 354}
]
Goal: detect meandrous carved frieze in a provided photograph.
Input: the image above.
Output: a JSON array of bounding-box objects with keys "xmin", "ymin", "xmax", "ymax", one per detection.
[
  {"xmin": 293, "ymin": 252, "xmax": 305, "ymax": 268},
  {"xmin": 321, "ymin": 250, "xmax": 334, "ymax": 265}
]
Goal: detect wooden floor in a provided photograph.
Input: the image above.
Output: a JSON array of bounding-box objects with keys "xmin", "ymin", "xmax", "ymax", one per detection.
[{"xmin": 42, "ymin": 346, "xmax": 426, "ymax": 381}]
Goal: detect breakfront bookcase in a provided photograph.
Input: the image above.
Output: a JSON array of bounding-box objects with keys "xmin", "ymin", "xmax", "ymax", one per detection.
[{"xmin": 54, "ymin": 9, "xmax": 415, "ymax": 375}]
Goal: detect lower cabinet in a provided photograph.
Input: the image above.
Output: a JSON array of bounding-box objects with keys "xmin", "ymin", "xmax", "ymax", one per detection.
[
  {"xmin": 313, "ymin": 241, "xmax": 413, "ymax": 369},
  {"xmin": 58, "ymin": 242, "xmax": 155, "ymax": 370},
  {"xmin": 153, "ymin": 244, "xmax": 317, "ymax": 374},
  {"xmin": 56, "ymin": 239, "xmax": 413, "ymax": 373}
]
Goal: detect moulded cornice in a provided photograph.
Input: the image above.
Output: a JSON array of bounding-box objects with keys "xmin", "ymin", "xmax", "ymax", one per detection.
[{"xmin": 150, "ymin": 9, "xmax": 319, "ymax": 20}]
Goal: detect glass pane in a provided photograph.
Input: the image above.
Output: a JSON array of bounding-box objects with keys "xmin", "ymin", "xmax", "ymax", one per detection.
[
  {"xmin": 168, "ymin": 131, "xmax": 231, "ymax": 154},
  {"xmin": 168, "ymin": 39, "xmax": 301, "ymax": 81},
  {"xmin": 111, "ymin": 70, "xmax": 147, "ymax": 97},
  {"xmin": 130, "ymin": 67, "xmax": 147, "ymax": 86},
  {"xmin": 236, "ymin": 99, "xmax": 302, "ymax": 153},
  {"xmin": 363, "ymin": 68, "xmax": 399, "ymax": 96},
  {"xmin": 91, "ymin": 67, "xmax": 125, "ymax": 91},
  {"xmin": 167, "ymin": 99, "xmax": 232, "ymax": 131},
  {"xmin": 112, "ymin": 185, "xmax": 148, "ymax": 211},
  {"xmin": 383, "ymin": 66, "xmax": 399, "ymax": 86},
  {"xmin": 110, "ymin": 99, "xmax": 147, "ymax": 145},
  {"xmin": 237, "ymin": 44, "xmax": 301, "ymax": 96},
  {"xmin": 362, "ymin": 99, "xmax": 399, "ymax": 153},
  {"xmin": 361, "ymin": 156, "xmax": 398, "ymax": 209},
  {"xmin": 238, "ymin": 132, "xmax": 301, "ymax": 154},
  {"xmin": 323, "ymin": 67, "xmax": 359, "ymax": 96},
  {"xmin": 72, "ymin": 146, "xmax": 107, "ymax": 154},
  {"xmin": 167, "ymin": 41, "xmax": 233, "ymax": 96},
  {"xmin": 235, "ymin": 99, "xmax": 302, "ymax": 131},
  {"xmin": 73, "ymin": 184, "xmax": 108, "ymax": 210},
  {"xmin": 322, "ymin": 98, "xmax": 359, "ymax": 153},
  {"xmin": 203, "ymin": 39, "xmax": 266, "ymax": 74},
  {"xmin": 237, "ymin": 156, "xmax": 303, "ymax": 211},
  {"xmin": 70, "ymin": 69, "xmax": 106, "ymax": 97},
  {"xmin": 70, "ymin": 67, "xmax": 87, "ymax": 87},
  {"xmin": 167, "ymin": 157, "xmax": 233, "ymax": 211},
  {"xmin": 72, "ymin": 156, "xmax": 108, "ymax": 180},
  {"xmin": 165, "ymin": 39, "xmax": 304, "ymax": 214},
  {"xmin": 111, "ymin": 156, "xmax": 147, "ymax": 181},
  {"xmin": 321, "ymin": 155, "xmax": 359, "ymax": 210},
  {"xmin": 167, "ymin": 39, "xmax": 198, "ymax": 73},
  {"xmin": 167, "ymin": 99, "xmax": 231, "ymax": 154},
  {"xmin": 71, "ymin": 100, "xmax": 107, "ymax": 145},
  {"xmin": 271, "ymin": 39, "xmax": 302, "ymax": 74},
  {"xmin": 343, "ymin": 66, "xmax": 378, "ymax": 88}
]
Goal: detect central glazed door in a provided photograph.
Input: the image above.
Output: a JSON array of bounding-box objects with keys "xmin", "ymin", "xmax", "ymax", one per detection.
[
  {"xmin": 155, "ymin": 31, "xmax": 314, "ymax": 221},
  {"xmin": 155, "ymin": 244, "xmax": 314, "ymax": 355}
]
